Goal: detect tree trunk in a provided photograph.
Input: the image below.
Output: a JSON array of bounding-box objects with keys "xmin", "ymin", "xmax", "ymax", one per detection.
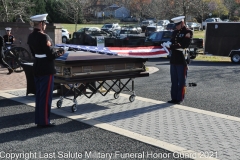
[{"xmin": 75, "ymin": 22, "xmax": 78, "ymax": 32}]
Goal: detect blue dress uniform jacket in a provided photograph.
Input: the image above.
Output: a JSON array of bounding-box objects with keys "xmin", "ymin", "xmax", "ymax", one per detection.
[
  {"xmin": 3, "ymin": 34, "xmax": 14, "ymax": 45},
  {"xmin": 170, "ymin": 26, "xmax": 193, "ymax": 65},
  {"xmin": 169, "ymin": 26, "xmax": 193, "ymax": 102},
  {"xmin": 0, "ymin": 36, "xmax": 4, "ymax": 64},
  {"xmin": 27, "ymin": 28, "xmax": 59, "ymax": 76},
  {"xmin": 27, "ymin": 28, "xmax": 60, "ymax": 126}
]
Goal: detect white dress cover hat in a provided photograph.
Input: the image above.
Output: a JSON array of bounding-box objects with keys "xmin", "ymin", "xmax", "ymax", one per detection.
[
  {"xmin": 5, "ymin": 27, "xmax": 12, "ymax": 31},
  {"xmin": 171, "ymin": 16, "xmax": 185, "ymax": 24},
  {"xmin": 30, "ymin": 13, "xmax": 49, "ymax": 23}
]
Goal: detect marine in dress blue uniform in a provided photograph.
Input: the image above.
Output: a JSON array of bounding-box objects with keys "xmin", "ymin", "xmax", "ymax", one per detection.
[
  {"xmin": 3, "ymin": 27, "xmax": 15, "ymax": 45},
  {"xmin": 164, "ymin": 16, "xmax": 193, "ymax": 104},
  {"xmin": 27, "ymin": 14, "xmax": 64, "ymax": 127},
  {"xmin": 3, "ymin": 27, "xmax": 15, "ymax": 74},
  {"xmin": 0, "ymin": 36, "xmax": 4, "ymax": 66}
]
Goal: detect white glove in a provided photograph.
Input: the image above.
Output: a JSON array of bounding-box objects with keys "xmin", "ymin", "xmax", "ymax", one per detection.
[
  {"xmin": 165, "ymin": 41, "xmax": 172, "ymax": 48},
  {"xmin": 162, "ymin": 42, "xmax": 167, "ymax": 48},
  {"xmin": 162, "ymin": 41, "xmax": 172, "ymax": 48},
  {"xmin": 62, "ymin": 46, "xmax": 69, "ymax": 53}
]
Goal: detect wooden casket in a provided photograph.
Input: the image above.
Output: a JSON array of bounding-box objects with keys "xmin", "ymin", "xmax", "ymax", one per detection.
[{"xmin": 54, "ymin": 51, "xmax": 149, "ymax": 82}]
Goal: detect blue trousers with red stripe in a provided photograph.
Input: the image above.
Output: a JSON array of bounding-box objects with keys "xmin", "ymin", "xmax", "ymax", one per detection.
[
  {"xmin": 34, "ymin": 75, "xmax": 54, "ymax": 125},
  {"xmin": 170, "ymin": 64, "xmax": 187, "ymax": 101}
]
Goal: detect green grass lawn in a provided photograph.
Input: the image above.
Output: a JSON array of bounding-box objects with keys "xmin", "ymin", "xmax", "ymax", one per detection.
[
  {"xmin": 192, "ymin": 30, "xmax": 205, "ymax": 39},
  {"xmin": 195, "ymin": 55, "xmax": 231, "ymax": 62},
  {"xmin": 61, "ymin": 24, "xmax": 103, "ymax": 34}
]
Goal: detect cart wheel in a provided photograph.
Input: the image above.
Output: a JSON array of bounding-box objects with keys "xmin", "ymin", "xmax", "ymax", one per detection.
[
  {"xmin": 57, "ymin": 100, "xmax": 62, "ymax": 108},
  {"xmin": 114, "ymin": 92, "xmax": 119, "ymax": 99},
  {"xmin": 72, "ymin": 104, "xmax": 77, "ymax": 112},
  {"xmin": 129, "ymin": 95, "xmax": 135, "ymax": 102}
]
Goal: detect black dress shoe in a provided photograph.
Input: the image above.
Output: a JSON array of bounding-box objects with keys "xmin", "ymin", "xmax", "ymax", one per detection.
[
  {"xmin": 37, "ymin": 122, "xmax": 55, "ymax": 128},
  {"xmin": 167, "ymin": 100, "xmax": 177, "ymax": 104},
  {"xmin": 175, "ymin": 101, "xmax": 183, "ymax": 104},
  {"xmin": 168, "ymin": 100, "xmax": 182, "ymax": 104},
  {"xmin": 7, "ymin": 69, "xmax": 13, "ymax": 75}
]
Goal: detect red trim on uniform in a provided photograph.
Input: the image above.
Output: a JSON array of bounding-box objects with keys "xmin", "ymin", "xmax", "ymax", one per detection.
[
  {"xmin": 45, "ymin": 75, "xmax": 53, "ymax": 124},
  {"xmin": 181, "ymin": 67, "xmax": 187, "ymax": 100}
]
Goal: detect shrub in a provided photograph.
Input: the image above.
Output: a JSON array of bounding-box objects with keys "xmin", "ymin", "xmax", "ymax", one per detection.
[{"xmin": 230, "ymin": 16, "xmax": 239, "ymax": 22}]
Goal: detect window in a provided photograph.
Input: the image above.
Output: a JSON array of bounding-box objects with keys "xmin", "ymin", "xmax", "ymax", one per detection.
[
  {"xmin": 130, "ymin": 30, "xmax": 137, "ymax": 34},
  {"xmin": 205, "ymin": 18, "xmax": 215, "ymax": 22},
  {"xmin": 73, "ymin": 33, "xmax": 78, "ymax": 38},
  {"xmin": 102, "ymin": 24, "xmax": 113, "ymax": 28},
  {"xmin": 149, "ymin": 32, "xmax": 157, "ymax": 39},
  {"xmin": 147, "ymin": 27, "xmax": 156, "ymax": 31},
  {"xmin": 163, "ymin": 32, "xmax": 172, "ymax": 38},
  {"xmin": 148, "ymin": 32, "xmax": 162, "ymax": 40}
]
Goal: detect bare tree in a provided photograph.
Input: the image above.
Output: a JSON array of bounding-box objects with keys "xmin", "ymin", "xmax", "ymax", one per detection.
[
  {"xmin": 146, "ymin": 0, "xmax": 169, "ymax": 20},
  {"xmin": 183, "ymin": 0, "xmax": 212, "ymax": 22},
  {"xmin": 0, "ymin": 0, "xmax": 34, "ymax": 22},
  {"xmin": 165, "ymin": 0, "xmax": 218, "ymax": 22},
  {"xmin": 183, "ymin": 0, "xmax": 226, "ymax": 21},
  {"xmin": 224, "ymin": 0, "xmax": 238, "ymax": 19},
  {"xmin": 127, "ymin": 0, "xmax": 152, "ymax": 20},
  {"xmin": 56, "ymin": 0, "xmax": 88, "ymax": 31}
]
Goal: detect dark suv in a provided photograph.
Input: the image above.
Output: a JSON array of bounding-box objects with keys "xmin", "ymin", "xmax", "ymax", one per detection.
[
  {"xmin": 144, "ymin": 31, "xmax": 172, "ymax": 46},
  {"xmin": 101, "ymin": 23, "xmax": 121, "ymax": 32},
  {"xmin": 166, "ymin": 23, "xmax": 176, "ymax": 31},
  {"xmin": 70, "ymin": 30, "xmax": 111, "ymax": 46},
  {"xmin": 145, "ymin": 25, "xmax": 164, "ymax": 37}
]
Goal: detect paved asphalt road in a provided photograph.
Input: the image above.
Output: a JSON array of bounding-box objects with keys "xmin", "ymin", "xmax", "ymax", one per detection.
[
  {"xmin": 1, "ymin": 58, "xmax": 239, "ymax": 160},
  {"xmin": 0, "ymin": 97, "xmax": 192, "ymax": 160},
  {"xmin": 136, "ymin": 58, "xmax": 240, "ymax": 117}
]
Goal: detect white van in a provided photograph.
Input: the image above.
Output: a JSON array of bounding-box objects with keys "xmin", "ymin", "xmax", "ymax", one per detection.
[
  {"xmin": 62, "ymin": 29, "xmax": 70, "ymax": 43},
  {"xmin": 140, "ymin": 20, "xmax": 154, "ymax": 32},
  {"xmin": 202, "ymin": 17, "xmax": 222, "ymax": 30}
]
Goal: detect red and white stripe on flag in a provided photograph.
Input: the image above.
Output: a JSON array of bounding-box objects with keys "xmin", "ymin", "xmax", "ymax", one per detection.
[{"xmin": 108, "ymin": 46, "xmax": 169, "ymax": 58}]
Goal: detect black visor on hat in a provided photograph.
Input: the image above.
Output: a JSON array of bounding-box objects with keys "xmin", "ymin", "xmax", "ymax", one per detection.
[
  {"xmin": 174, "ymin": 21, "xmax": 182, "ymax": 26},
  {"xmin": 43, "ymin": 20, "xmax": 49, "ymax": 23}
]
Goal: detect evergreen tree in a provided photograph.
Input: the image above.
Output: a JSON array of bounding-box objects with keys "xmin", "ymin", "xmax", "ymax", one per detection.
[
  {"xmin": 45, "ymin": 0, "xmax": 68, "ymax": 23},
  {"xmin": 30, "ymin": 0, "xmax": 46, "ymax": 15}
]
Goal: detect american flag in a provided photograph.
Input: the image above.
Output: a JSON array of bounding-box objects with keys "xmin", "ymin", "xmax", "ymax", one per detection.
[{"xmin": 56, "ymin": 44, "xmax": 169, "ymax": 58}]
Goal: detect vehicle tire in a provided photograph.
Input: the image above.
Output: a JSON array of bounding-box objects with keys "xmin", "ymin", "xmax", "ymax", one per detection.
[
  {"xmin": 57, "ymin": 100, "xmax": 62, "ymax": 108},
  {"xmin": 129, "ymin": 95, "xmax": 135, "ymax": 102},
  {"xmin": 3, "ymin": 49, "xmax": 22, "ymax": 71},
  {"xmin": 190, "ymin": 54, "xmax": 196, "ymax": 59},
  {"xmin": 72, "ymin": 104, "xmax": 77, "ymax": 112},
  {"xmin": 3, "ymin": 47, "xmax": 31, "ymax": 72},
  {"xmin": 62, "ymin": 36, "xmax": 67, "ymax": 43},
  {"xmin": 114, "ymin": 92, "xmax": 119, "ymax": 99},
  {"xmin": 10, "ymin": 47, "xmax": 32, "ymax": 63},
  {"xmin": 190, "ymin": 50, "xmax": 197, "ymax": 59},
  {"xmin": 231, "ymin": 53, "xmax": 240, "ymax": 63}
]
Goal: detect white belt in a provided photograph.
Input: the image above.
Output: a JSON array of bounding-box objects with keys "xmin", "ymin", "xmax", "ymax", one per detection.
[
  {"xmin": 176, "ymin": 48, "xmax": 189, "ymax": 59},
  {"xmin": 176, "ymin": 48, "xmax": 185, "ymax": 51},
  {"xmin": 35, "ymin": 54, "xmax": 46, "ymax": 58}
]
